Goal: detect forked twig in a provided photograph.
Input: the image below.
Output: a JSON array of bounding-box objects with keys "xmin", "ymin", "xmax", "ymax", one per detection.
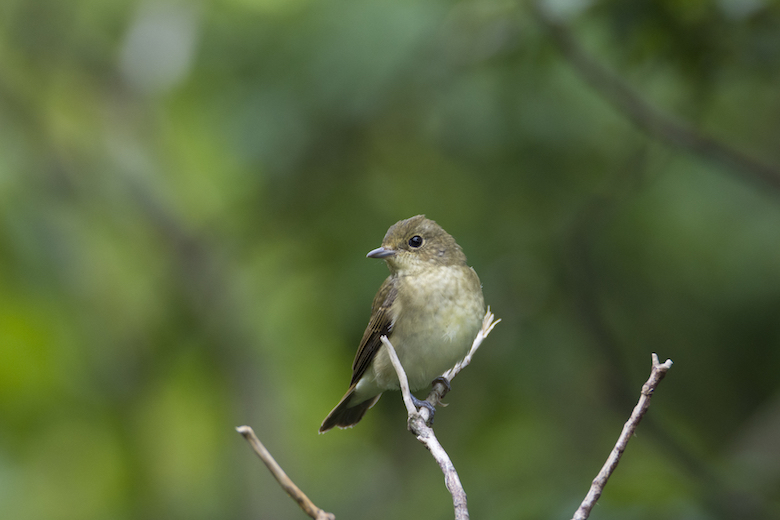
[{"xmin": 382, "ymin": 307, "xmax": 500, "ymax": 520}]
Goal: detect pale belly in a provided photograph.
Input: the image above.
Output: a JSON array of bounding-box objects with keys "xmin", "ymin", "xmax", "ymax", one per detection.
[{"xmin": 354, "ymin": 265, "xmax": 484, "ymax": 400}]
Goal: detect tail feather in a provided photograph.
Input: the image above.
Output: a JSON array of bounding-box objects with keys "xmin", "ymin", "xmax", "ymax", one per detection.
[{"xmin": 319, "ymin": 387, "xmax": 381, "ymax": 433}]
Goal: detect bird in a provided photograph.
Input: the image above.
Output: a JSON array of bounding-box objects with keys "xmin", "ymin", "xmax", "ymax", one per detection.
[{"xmin": 319, "ymin": 215, "xmax": 485, "ymax": 432}]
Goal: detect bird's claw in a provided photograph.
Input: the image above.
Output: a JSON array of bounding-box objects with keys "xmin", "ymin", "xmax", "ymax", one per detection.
[
  {"xmin": 410, "ymin": 395, "xmax": 437, "ymax": 425},
  {"xmin": 432, "ymin": 376, "xmax": 451, "ymax": 396}
]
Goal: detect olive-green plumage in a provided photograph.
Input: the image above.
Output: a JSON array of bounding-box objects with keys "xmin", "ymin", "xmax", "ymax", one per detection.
[{"xmin": 320, "ymin": 215, "xmax": 485, "ymax": 432}]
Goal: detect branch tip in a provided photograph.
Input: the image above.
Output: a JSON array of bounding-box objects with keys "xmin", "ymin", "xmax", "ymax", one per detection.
[
  {"xmin": 571, "ymin": 352, "xmax": 673, "ymax": 520},
  {"xmin": 238, "ymin": 425, "xmax": 335, "ymax": 520}
]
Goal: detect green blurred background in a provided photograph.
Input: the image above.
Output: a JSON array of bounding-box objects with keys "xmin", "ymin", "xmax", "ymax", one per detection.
[{"xmin": 2, "ymin": 0, "xmax": 780, "ymax": 519}]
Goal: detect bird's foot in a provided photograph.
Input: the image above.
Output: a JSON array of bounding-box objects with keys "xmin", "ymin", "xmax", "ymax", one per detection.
[
  {"xmin": 432, "ymin": 376, "xmax": 451, "ymax": 397},
  {"xmin": 410, "ymin": 395, "xmax": 436, "ymax": 425}
]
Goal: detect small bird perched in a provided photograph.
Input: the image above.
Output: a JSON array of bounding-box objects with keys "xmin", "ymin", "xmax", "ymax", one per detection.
[{"xmin": 319, "ymin": 215, "xmax": 485, "ymax": 433}]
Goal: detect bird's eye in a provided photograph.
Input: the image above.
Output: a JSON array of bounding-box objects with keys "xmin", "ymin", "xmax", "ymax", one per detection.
[{"xmin": 408, "ymin": 235, "xmax": 423, "ymax": 248}]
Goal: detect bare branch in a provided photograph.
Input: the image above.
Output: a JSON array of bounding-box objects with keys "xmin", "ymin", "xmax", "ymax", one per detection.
[
  {"xmin": 571, "ymin": 353, "xmax": 674, "ymax": 520},
  {"xmin": 381, "ymin": 335, "xmax": 417, "ymax": 416},
  {"xmin": 381, "ymin": 308, "xmax": 500, "ymax": 520},
  {"xmin": 236, "ymin": 426, "xmax": 335, "ymax": 520},
  {"xmin": 381, "ymin": 337, "xmax": 470, "ymax": 520}
]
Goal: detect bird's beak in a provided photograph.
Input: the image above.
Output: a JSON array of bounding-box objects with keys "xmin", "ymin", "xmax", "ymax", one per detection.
[{"xmin": 366, "ymin": 246, "xmax": 396, "ymax": 259}]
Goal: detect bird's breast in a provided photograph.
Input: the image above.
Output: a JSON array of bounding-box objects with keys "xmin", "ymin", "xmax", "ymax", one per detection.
[{"xmin": 374, "ymin": 265, "xmax": 484, "ymax": 391}]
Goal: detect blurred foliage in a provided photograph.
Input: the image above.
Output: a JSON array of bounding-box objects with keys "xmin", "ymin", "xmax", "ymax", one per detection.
[{"xmin": 1, "ymin": 0, "xmax": 780, "ymax": 519}]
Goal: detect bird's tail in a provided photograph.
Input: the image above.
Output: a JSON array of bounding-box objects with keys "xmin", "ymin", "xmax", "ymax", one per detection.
[{"xmin": 319, "ymin": 387, "xmax": 381, "ymax": 433}]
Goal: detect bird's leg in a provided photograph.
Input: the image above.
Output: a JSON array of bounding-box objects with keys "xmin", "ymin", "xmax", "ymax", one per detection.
[
  {"xmin": 409, "ymin": 377, "xmax": 453, "ymax": 426},
  {"xmin": 432, "ymin": 376, "xmax": 451, "ymax": 398}
]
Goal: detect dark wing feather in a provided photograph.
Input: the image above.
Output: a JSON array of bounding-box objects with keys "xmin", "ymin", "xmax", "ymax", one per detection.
[{"xmin": 350, "ymin": 276, "xmax": 397, "ymax": 386}]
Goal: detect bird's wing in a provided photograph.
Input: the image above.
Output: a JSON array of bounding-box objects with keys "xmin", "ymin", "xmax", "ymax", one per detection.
[{"xmin": 350, "ymin": 276, "xmax": 397, "ymax": 386}]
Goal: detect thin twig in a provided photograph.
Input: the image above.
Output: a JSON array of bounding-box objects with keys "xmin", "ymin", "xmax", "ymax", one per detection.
[
  {"xmin": 571, "ymin": 353, "xmax": 674, "ymax": 520},
  {"xmin": 236, "ymin": 426, "xmax": 336, "ymax": 520},
  {"xmin": 382, "ymin": 335, "xmax": 417, "ymax": 416},
  {"xmin": 443, "ymin": 308, "xmax": 501, "ymax": 381},
  {"xmin": 381, "ymin": 337, "xmax": 470, "ymax": 520},
  {"xmin": 381, "ymin": 308, "xmax": 500, "ymax": 520}
]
